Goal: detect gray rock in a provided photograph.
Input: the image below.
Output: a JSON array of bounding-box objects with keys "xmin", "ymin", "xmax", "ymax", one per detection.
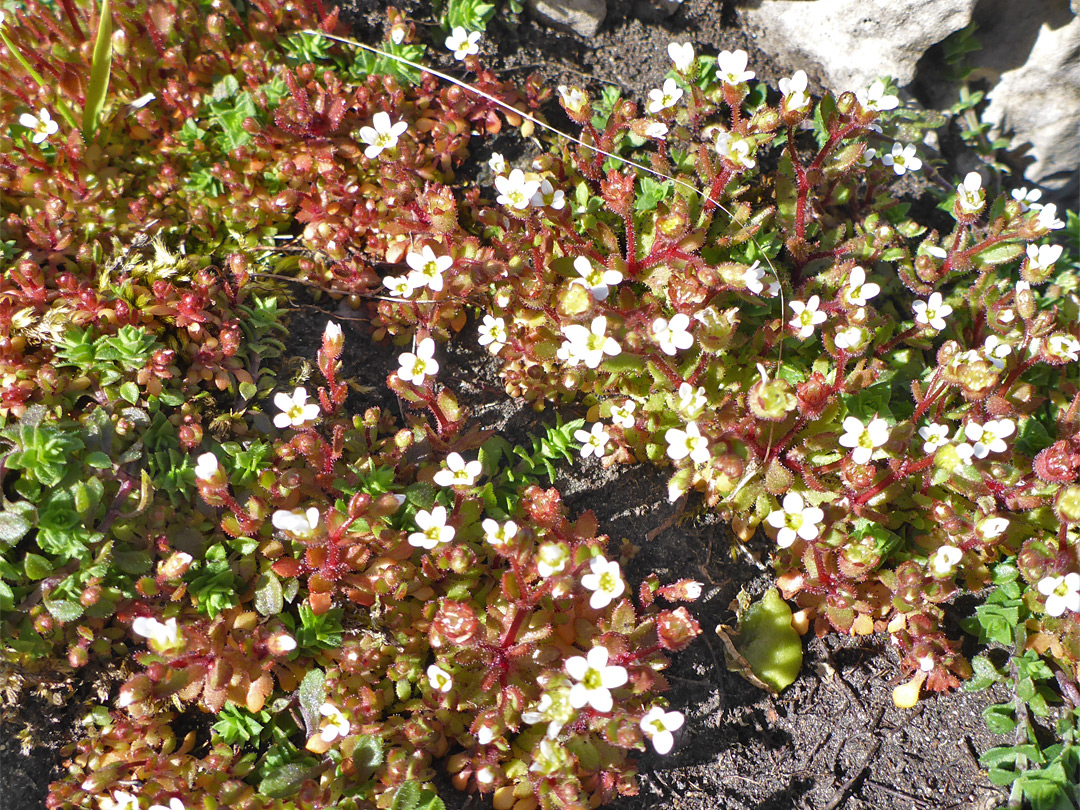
[
  {"xmin": 738, "ymin": 0, "xmax": 979, "ymax": 93},
  {"xmin": 634, "ymin": 0, "xmax": 684, "ymax": 21},
  {"xmin": 526, "ymin": 0, "xmax": 607, "ymax": 37}
]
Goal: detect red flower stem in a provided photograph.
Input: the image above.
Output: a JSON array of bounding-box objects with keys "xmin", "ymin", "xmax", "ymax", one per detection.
[{"xmin": 853, "ymin": 455, "xmax": 935, "ymax": 505}]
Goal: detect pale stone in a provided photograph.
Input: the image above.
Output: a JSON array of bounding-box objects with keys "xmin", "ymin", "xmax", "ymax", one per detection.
[{"xmin": 526, "ymin": 0, "xmax": 607, "ymax": 37}]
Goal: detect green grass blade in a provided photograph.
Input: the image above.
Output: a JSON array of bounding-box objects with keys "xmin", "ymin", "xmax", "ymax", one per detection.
[{"xmin": 82, "ymin": 0, "xmax": 113, "ymax": 140}]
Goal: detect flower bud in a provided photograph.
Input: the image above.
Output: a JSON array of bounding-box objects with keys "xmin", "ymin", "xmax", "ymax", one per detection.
[
  {"xmin": 749, "ymin": 364, "xmax": 797, "ymax": 421},
  {"xmin": 1055, "ymin": 485, "xmax": 1080, "ymax": 524}
]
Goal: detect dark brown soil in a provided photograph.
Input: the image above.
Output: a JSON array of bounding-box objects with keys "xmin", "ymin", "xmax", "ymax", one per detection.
[{"xmin": 1, "ymin": 2, "xmax": 1021, "ymax": 809}]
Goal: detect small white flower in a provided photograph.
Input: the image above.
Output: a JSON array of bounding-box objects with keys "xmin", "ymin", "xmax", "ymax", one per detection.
[
  {"xmin": 975, "ymin": 516, "xmax": 1009, "ymax": 541},
  {"xmin": 610, "ymin": 399, "xmax": 637, "ymax": 429},
  {"xmin": 324, "ymin": 321, "xmax": 342, "ymax": 344},
  {"xmin": 104, "ymin": 790, "xmax": 140, "ymax": 810},
  {"xmin": 665, "ymin": 421, "xmax": 710, "ymax": 464},
  {"xmin": 1047, "ymin": 334, "xmax": 1080, "ymax": 362},
  {"xmin": 488, "ymin": 152, "xmax": 508, "ymax": 175},
  {"xmin": 18, "ymin": 108, "xmax": 59, "ymax": 145},
  {"xmin": 716, "ymin": 49, "xmax": 754, "ymax": 86},
  {"xmin": 359, "ymin": 111, "xmax": 408, "ymax": 159},
  {"xmin": 132, "ymin": 617, "xmax": 182, "ymax": 651},
  {"xmin": 530, "ymin": 178, "xmax": 565, "ymax": 210},
  {"xmin": 405, "ymin": 245, "xmax": 453, "ymax": 292},
  {"xmin": 714, "ymin": 129, "xmax": 756, "ymax": 169},
  {"xmin": 652, "ymin": 313, "xmax": 694, "ymax": 355},
  {"xmin": 843, "ymin": 266, "xmax": 880, "ymax": 307},
  {"xmin": 765, "ymin": 492, "xmax": 824, "ymax": 548},
  {"xmin": 194, "ymin": 453, "xmax": 220, "ymax": 480},
  {"xmin": 571, "ymin": 255, "xmax": 623, "ymax": 301},
  {"xmin": 536, "ymin": 542, "xmax": 569, "ymax": 577},
  {"xmin": 398, "ymin": 337, "xmax": 439, "ymax": 385},
  {"xmin": 1026, "ymin": 243, "xmax": 1063, "ymax": 272},
  {"xmin": 148, "ymin": 800, "xmax": 184, "ymax": 810},
  {"xmin": 495, "ymin": 169, "xmax": 541, "ymax": 211},
  {"xmin": 1037, "ymin": 573, "xmax": 1080, "ymax": 617},
  {"xmin": 640, "ymin": 706, "xmax": 685, "ymax": 755},
  {"xmin": 857, "ymin": 146, "xmax": 877, "ymax": 168},
  {"xmin": 273, "ymin": 387, "xmax": 320, "ymax": 429},
  {"xmin": 482, "ymin": 518, "xmax": 518, "ymax": 548},
  {"xmin": 574, "ymin": 422, "xmax": 611, "ymax": 459},
  {"xmin": 1011, "ymin": 187, "xmax": 1043, "ymax": 211},
  {"xmin": 319, "ymin": 702, "xmax": 351, "ymax": 742},
  {"xmin": 433, "ymin": 452, "xmax": 482, "ymax": 488},
  {"xmin": 913, "ymin": 292, "xmax": 953, "ymax": 331},
  {"xmin": 881, "ymin": 143, "xmax": 922, "ymax": 176},
  {"xmin": 668, "ymin": 41, "xmax": 694, "ymax": 73},
  {"xmin": 558, "ymin": 85, "xmax": 588, "ymax": 115},
  {"xmin": 778, "ymin": 69, "xmax": 810, "ymax": 111},
  {"xmin": 675, "ymin": 383, "xmax": 707, "ymax": 420},
  {"xmin": 788, "ymin": 296, "xmax": 827, "ymax": 338},
  {"xmin": 580, "ymin": 555, "xmax": 625, "ymax": 609},
  {"xmin": 390, "ymin": 24, "xmax": 406, "ymax": 45},
  {"xmin": 929, "ymin": 546, "xmax": 962, "ymax": 577},
  {"xmin": 918, "ymin": 423, "xmax": 950, "ymax": 454},
  {"xmin": 272, "ymin": 506, "xmax": 321, "ymax": 537},
  {"xmin": 742, "ymin": 260, "xmax": 778, "ymax": 296},
  {"xmin": 925, "ymin": 245, "xmax": 948, "ymax": 260},
  {"xmin": 445, "ymin": 26, "xmax": 480, "ymax": 60},
  {"xmin": 956, "ymin": 172, "xmax": 985, "ymax": 215},
  {"xmin": 857, "ymin": 79, "xmax": 899, "ymax": 112},
  {"xmin": 479, "ymin": 314, "xmax": 508, "ymax": 354},
  {"xmin": 644, "ymin": 121, "xmax": 669, "ymax": 139},
  {"xmin": 982, "ymin": 335, "xmax": 1012, "ymax": 369},
  {"xmin": 408, "ymin": 505, "xmax": 455, "ymax": 550},
  {"xmin": 383, "ymin": 275, "xmax": 416, "ymax": 298},
  {"xmin": 839, "ymin": 415, "xmax": 890, "ymax": 464},
  {"xmin": 427, "ymin": 664, "xmax": 453, "ymax": 692},
  {"xmin": 1035, "ymin": 203, "xmax": 1065, "ymax": 231},
  {"xmin": 963, "ymin": 419, "xmax": 1015, "ymax": 458},
  {"xmin": 834, "ymin": 325, "xmax": 868, "ymax": 353},
  {"xmin": 647, "ymin": 78, "xmax": 683, "ymax": 114},
  {"xmin": 560, "ymin": 316, "xmax": 621, "ymax": 369},
  {"xmin": 522, "ymin": 693, "xmax": 564, "ymax": 739},
  {"xmin": 566, "ymin": 646, "xmax": 628, "ymax": 713}
]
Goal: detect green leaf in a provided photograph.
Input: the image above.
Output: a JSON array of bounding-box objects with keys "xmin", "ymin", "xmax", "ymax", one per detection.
[
  {"xmin": 353, "ymin": 734, "xmax": 384, "ymax": 770},
  {"xmin": 24, "ymin": 553, "xmax": 52, "ymax": 580},
  {"xmin": 258, "ymin": 762, "xmax": 318, "ymax": 799},
  {"xmin": 732, "ymin": 589, "xmax": 803, "ymax": 693},
  {"xmin": 119, "ymin": 381, "xmax": 140, "ymax": 405},
  {"xmin": 983, "ymin": 703, "xmax": 1018, "ymax": 735},
  {"xmin": 1016, "ymin": 416, "xmax": 1055, "ymax": 457},
  {"xmin": 972, "ymin": 240, "xmax": 1025, "ymax": 268},
  {"xmin": 298, "ymin": 668, "xmax": 326, "ymax": 726},
  {"xmin": 0, "ymin": 509, "xmax": 32, "ymax": 546},
  {"xmin": 44, "ymin": 595, "xmax": 84, "ymax": 622},
  {"xmin": 392, "ymin": 781, "xmax": 420, "ymax": 810},
  {"xmin": 83, "ymin": 0, "xmax": 113, "ymax": 140},
  {"xmin": 254, "ymin": 572, "xmax": 284, "ymax": 617},
  {"xmin": 84, "ymin": 451, "xmax": 113, "ymax": 469}
]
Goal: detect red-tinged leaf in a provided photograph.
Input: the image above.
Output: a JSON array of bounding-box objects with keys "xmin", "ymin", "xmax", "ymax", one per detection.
[{"xmin": 656, "ymin": 607, "xmax": 701, "ymax": 651}]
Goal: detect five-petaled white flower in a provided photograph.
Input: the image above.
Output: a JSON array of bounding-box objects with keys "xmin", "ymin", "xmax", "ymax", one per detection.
[
  {"xmin": 530, "ymin": 178, "xmax": 565, "ymax": 210},
  {"xmin": 843, "ymin": 266, "xmax": 880, "ymax": 307},
  {"xmin": 408, "ymin": 505, "xmax": 455, "ymax": 550},
  {"xmin": 274, "ymin": 387, "xmax": 320, "ymax": 429},
  {"xmin": 478, "ymin": 314, "xmax": 508, "ymax": 354},
  {"xmin": 1035, "ymin": 203, "xmax": 1065, "ymax": 231},
  {"xmin": 1026, "ymin": 243, "xmax": 1063, "ymax": 272},
  {"xmin": 560, "ymin": 316, "xmax": 621, "ymax": 369},
  {"xmin": 359, "ymin": 111, "xmax": 408, "ymax": 159},
  {"xmin": 610, "ymin": 399, "xmax": 637, "ymax": 429},
  {"xmin": 742, "ymin": 260, "xmax": 778, "ymax": 296},
  {"xmin": 1038, "ymin": 573, "xmax": 1080, "ymax": 617},
  {"xmin": 521, "ymin": 693, "xmax": 566, "ymax": 739},
  {"xmin": 982, "ymin": 335, "xmax": 1012, "ymax": 369},
  {"xmin": 857, "ymin": 146, "xmax": 877, "ymax": 168},
  {"xmin": 571, "ymin": 255, "xmax": 623, "ymax": 301},
  {"xmin": 881, "ymin": 143, "xmax": 922, "ymax": 176},
  {"xmin": 495, "ymin": 169, "xmax": 541, "ymax": 211},
  {"xmin": 918, "ymin": 423, "xmax": 950, "ymax": 454},
  {"xmin": 104, "ymin": 790, "xmax": 140, "ymax": 810},
  {"xmin": 716, "ymin": 49, "xmax": 754, "ymax": 86},
  {"xmin": 644, "ymin": 121, "xmax": 669, "ymax": 139},
  {"xmin": 566, "ymin": 646, "xmax": 628, "ymax": 713},
  {"xmin": 1010, "ymin": 187, "xmax": 1043, "ymax": 211},
  {"xmin": 194, "ymin": 453, "xmax": 220, "ymax": 481},
  {"xmin": 445, "ymin": 26, "xmax": 480, "ymax": 60},
  {"xmin": 640, "ymin": 706, "xmax": 685, "ymax": 755},
  {"xmin": 665, "ymin": 421, "xmax": 710, "ymax": 464},
  {"xmin": 405, "ymin": 245, "xmax": 453, "ymax": 292},
  {"xmin": 955, "ymin": 172, "xmax": 985, "ymax": 215},
  {"xmin": 427, "ymin": 664, "xmax": 453, "ymax": 692},
  {"xmin": 383, "ymin": 275, "xmax": 416, "ymax": 298},
  {"xmin": 675, "ymin": 383, "xmax": 706, "ymax": 420},
  {"xmin": 976, "ymin": 516, "xmax": 1009, "ymax": 541},
  {"xmin": 149, "ymin": 800, "xmax": 184, "ymax": 810},
  {"xmin": 574, "ymin": 422, "xmax": 611, "ymax": 459},
  {"xmin": 714, "ymin": 130, "xmax": 756, "ymax": 169},
  {"xmin": 788, "ymin": 296, "xmax": 827, "ymax": 338},
  {"xmin": 913, "ymin": 292, "xmax": 952, "ymax": 331},
  {"xmin": 398, "ymin": 337, "xmax": 439, "ymax": 385},
  {"xmin": 834, "ymin": 325, "xmax": 868, "ymax": 353},
  {"xmin": 857, "ymin": 79, "xmax": 899, "ymax": 112},
  {"xmin": 19, "ymin": 108, "xmax": 59, "ymax": 144},
  {"xmin": 647, "ymin": 79, "xmax": 683, "ymax": 114},
  {"xmin": 1047, "ymin": 334, "xmax": 1080, "ymax": 362},
  {"xmin": 558, "ymin": 85, "xmax": 588, "ymax": 115},
  {"xmin": 433, "ymin": 452, "xmax": 482, "ymax": 488},
  {"xmin": 766, "ymin": 492, "xmax": 824, "ymax": 548},
  {"xmin": 929, "ymin": 546, "xmax": 962, "ymax": 577},
  {"xmin": 272, "ymin": 506, "xmax": 321, "ymax": 537},
  {"xmin": 668, "ymin": 41, "xmax": 694, "ymax": 73},
  {"xmin": 580, "ymin": 555, "xmax": 625, "ymax": 609},
  {"xmin": 482, "ymin": 518, "xmax": 518, "ymax": 548},
  {"xmin": 488, "ymin": 152, "xmax": 508, "ymax": 175},
  {"xmin": 963, "ymin": 419, "xmax": 1015, "ymax": 459},
  {"xmin": 652, "ymin": 313, "xmax": 694, "ymax": 355},
  {"xmin": 319, "ymin": 702, "xmax": 351, "ymax": 742},
  {"xmin": 536, "ymin": 542, "xmax": 569, "ymax": 577},
  {"xmin": 778, "ymin": 69, "xmax": 810, "ymax": 111},
  {"xmin": 132, "ymin": 616, "xmax": 182, "ymax": 651},
  {"xmin": 839, "ymin": 415, "xmax": 890, "ymax": 464}
]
